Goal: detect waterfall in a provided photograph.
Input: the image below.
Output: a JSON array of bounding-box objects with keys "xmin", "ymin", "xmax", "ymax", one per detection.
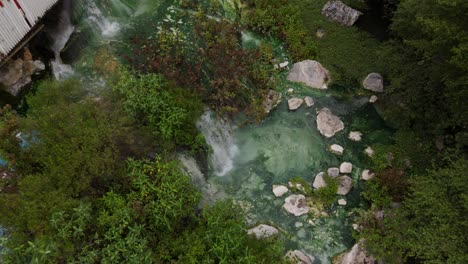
[
  {"xmin": 197, "ymin": 111, "xmax": 238, "ymax": 176},
  {"xmin": 86, "ymin": 2, "xmax": 120, "ymax": 37},
  {"xmin": 49, "ymin": 0, "xmax": 75, "ymax": 80}
]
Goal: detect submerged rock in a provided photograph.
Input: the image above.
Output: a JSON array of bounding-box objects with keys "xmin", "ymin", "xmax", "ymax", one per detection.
[
  {"xmin": 337, "ymin": 176, "xmax": 353, "ymax": 195},
  {"xmin": 327, "ymin": 167, "xmax": 340, "ymax": 178},
  {"xmin": 361, "ymin": 170, "xmax": 375, "ymax": 181},
  {"xmin": 313, "ymin": 172, "xmax": 327, "ymax": 189},
  {"xmin": 363, "ymin": 73, "xmax": 384, "ymax": 92},
  {"xmin": 285, "ymin": 250, "xmax": 314, "ymax": 264},
  {"xmin": 316, "ymin": 108, "xmax": 345, "ymax": 138},
  {"xmin": 321, "ymin": 1, "xmax": 362, "ymax": 26},
  {"xmin": 287, "ymin": 60, "xmax": 330, "ymax": 89},
  {"xmin": 247, "ymin": 224, "xmax": 279, "ymax": 239},
  {"xmin": 330, "ymin": 144, "xmax": 344, "ymax": 155},
  {"xmin": 304, "ymin": 96, "xmax": 315, "ymax": 107},
  {"xmin": 272, "ymin": 185, "xmax": 289, "ymax": 197},
  {"xmin": 334, "ymin": 240, "xmax": 378, "ymax": 264},
  {"xmin": 263, "ymin": 90, "xmax": 282, "ymax": 114},
  {"xmin": 348, "ymin": 131, "xmax": 363, "ymax": 142},
  {"xmin": 339, "ymin": 162, "xmax": 353, "ymax": 174},
  {"xmin": 283, "ymin": 194, "xmax": 310, "ymax": 216},
  {"xmin": 288, "ymin": 98, "xmax": 304, "ymax": 111}
]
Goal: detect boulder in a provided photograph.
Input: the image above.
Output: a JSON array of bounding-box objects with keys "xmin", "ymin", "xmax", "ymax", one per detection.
[
  {"xmin": 287, "ymin": 60, "xmax": 330, "ymax": 89},
  {"xmin": 363, "ymin": 73, "xmax": 384, "ymax": 92},
  {"xmin": 285, "ymin": 250, "xmax": 314, "ymax": 264},
  {"xmin": 337, "ymin": 176, "xmax": 353, "ymax": 195},
  {"xmin": 272, "ymin": 185, "xmax": 289, "ymax": 197},
  {"xmin": 288, "ymin": 98, "xmax": 304, "ymax": 111},
  {"xmin": 304, "ymin": 96, "xmax": 315, "ymax": 107},
  {"xmin": 321, "ymin": 1, "xmax": 362, "ymax": 26},
  {"xmin": 283, "ymin": 194, "xmax": 310, "ymax": 216},
  {"xmin": 316, "ymin": 108, "xmax": 344, "ymax": 138},
  {"xmin": 327, "ymin": 167, "xmax": 340, "ymax": 178},
  {"xmin": 313, "ymin": 172, "xmax": 327, "ymax": 189},
  {"xmin": 334, "ymin": 240, "xmax": 377, "ymax": 264},
  {"xmin": 338, "ymin": 198, "xmax": 347, "ymax": 205},
  {"xmin": 361, "ymin": 170, "xmax": 375, "ymax": 181},
  {"xmin": 369, "ymin": 95, "xmax": 378, "ymax": 103},
  {"xmin": 0, "ymin": 57, "xmax": 45, "ymax": 96},
  {"xmin": 247, "ymin": 224, "xmax": 279, "ymax": 239},
  {"xmin": 339, "ymin": 162, "xmax": 353, "ymax": 173},
  {"xmin": 330, "ymin": 144, "xmax": 344, "ymax": 155},
  {"xmin": 349, "ymin": 131, "xmax": 363, "ymax": 142},
  {"xmin": 263, "ymin": 90, "xmax": 282, "ymax": 114},
  {"xmin": 365, "ymin": 146, "xmax": 374, "ymax": 157}
]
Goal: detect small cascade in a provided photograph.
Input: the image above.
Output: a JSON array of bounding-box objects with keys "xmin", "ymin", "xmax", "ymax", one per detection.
[
  {"xmin": 197, "ymin": 111, "xmax": 239, "ymax": 176},
  {"xmin": 86, "ymin": 2, "xmax": 120, "ymax": 37},
  {"xmin": 49, "ymin": 0, "xmax": 75, "ymax": 80}
]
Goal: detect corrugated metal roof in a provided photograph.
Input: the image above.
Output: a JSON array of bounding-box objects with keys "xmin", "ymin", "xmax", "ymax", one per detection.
[{"xmin": 0, "ymin": 0, "xmax": 59, "ymax": 60}]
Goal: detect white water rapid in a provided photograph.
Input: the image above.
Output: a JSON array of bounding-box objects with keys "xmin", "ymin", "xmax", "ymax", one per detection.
[
  {"xmin": 86, "ymin": 2, "xmax": 121, "ymax": 37},
  {"xmin": 197, "ymin": 111, "xmax": 239, "ymax": 176},
  {"xmin": 49, "ymin": 0, "xmax": 75, "ymax": 80}
]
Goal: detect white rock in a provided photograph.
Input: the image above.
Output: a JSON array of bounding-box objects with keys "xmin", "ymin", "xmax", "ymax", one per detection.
[
  {"xmin": 337, "ymin": 176, "xmax": 353, "ymax": 195},
  {"xmin": 288, "ymin": 88, "xmax": 294, "ymax": 94},
  {"xmin": 295, "ymin": 222, "xmax": 304, "ymax": 228},
  {"xmin": 340, "ymin": 162, "xmax": 353, "ymax": 173},
  {"xmin": 361, "ymin": 170, "xmax": 375, "ymax": 181},
  {"xmin": 327, "ymin": 167, "xmax": 340, "ymax": 178},
  {"xmin": 288, "ymin": 98, "xmax": 304, "ymax": 111},
  {"xmin": 316, "ymin": 108, "xmax": 345, "ymax": 138},
  {"xmin": 334, "ymin": 240, "xmax": 377, "ymax": 264},
  {"xmin": 287, "ymin": 60, "xmax": 331, "ymax": 89},
  {"xmin": 365, "ymin": 146, "xmax": 374, "ymax": 157},
  {"xmin": 369, "ymin": 95, "xmax": 378, "ymax": 103},
  {"xmin": 330, "ymin": 144, "xmax": 344, "ymax": 155},
  {"xmin": 283, "ymin": 194, "xmax": 310, "ymax": 216},
  {"xmin": 349, "ymin": 131, "xmax": 363, "ymax": 141},
  {"xmin": 279, "ymin": 61, "xmax": 289, "ymax": 68},
  {"xmin": 247, "ymin": 224, "xmax": 279, "ymax": 239},
  {"xmin": 285, "ymin": 250, "xmax": 314, "ymax": 264},
  {"xmin": 363, "ymin": 73, "xmax": 384, "ymax": 92},
  {"xmin": 304, "ymin": 96, "xmax": 314, "ymax": 107},
  {"xmin": 313, "ymin": 172, "xmax": 327, "ymax": 189},
  {"xmin": 338, "ymin": 198, "xmax": 347, "ymax": 205},
  {"xmin": 272, "ymin": 185, "xmax": 289, "ymax": 197}
]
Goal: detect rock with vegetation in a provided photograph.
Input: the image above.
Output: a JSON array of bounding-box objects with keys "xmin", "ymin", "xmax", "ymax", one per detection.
[
  {"xmin": 286, "ymin": 250, "xmax": 314, "ymax": 264},
  {"xmin": 363, "ymin": 73, "xmax": 384, "ymax": 92},
  {"xmin": 348, "ymin": 131, "xmax": 363, "ymax": 141},
  {"xmin": 313, "ymin": 172, "xmax": 327, "ymax": 189},
  {"xmin": 283, "ymin": 194, "xmax": 310, "ymax": 216},
  {"xmin": 321, "ymin": 1, "xmax": 362, "ymax": 26},
  {"xmin": 0, "ymin": 58, "xmax": 45, "ymax": 96},
  {"xmin": 247, "ymin": 224, "xmax": 279, "ymax": 239},
  {"xmin": 337, "ymin": 176, "xmax": 353, "ymax": 195},
  {"xmin": 365, "ymin": 146, "xmax": 375, "ymax": 157},
  {"xmin": 339, "ymin": 162, "xmax": 353, "ymax": 173},
  {"xmin": 330, "ymin": 144, "xmax": 344, "ymax": 155},
  {"xmin": 288, "ymin": 98, "xmax": 304, "ymax": 111},
  {"xmin": 287, "ymin": 60, "xmax": 330, "ymax": 89},
  {"xmin": 272, "ymin": 185, "xmax": 289, "ymax": 197},
  {"xmin": 316, "ymin": 108, "xmax": 344, "ymax": 137},
  {"xmin": 361, "ymin": 170, "xmax": 375, "ymax": 181},
  {"xmin": 304, "ymin": 96, "xmax": 315, "ymax": 107},
  {"xmin": 263, "ymin": 90, "xmax": 282, "ymax": 114},
  {"xmin": 334, "ymin": 240, "xmax": 377, "ymax": 264}
]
